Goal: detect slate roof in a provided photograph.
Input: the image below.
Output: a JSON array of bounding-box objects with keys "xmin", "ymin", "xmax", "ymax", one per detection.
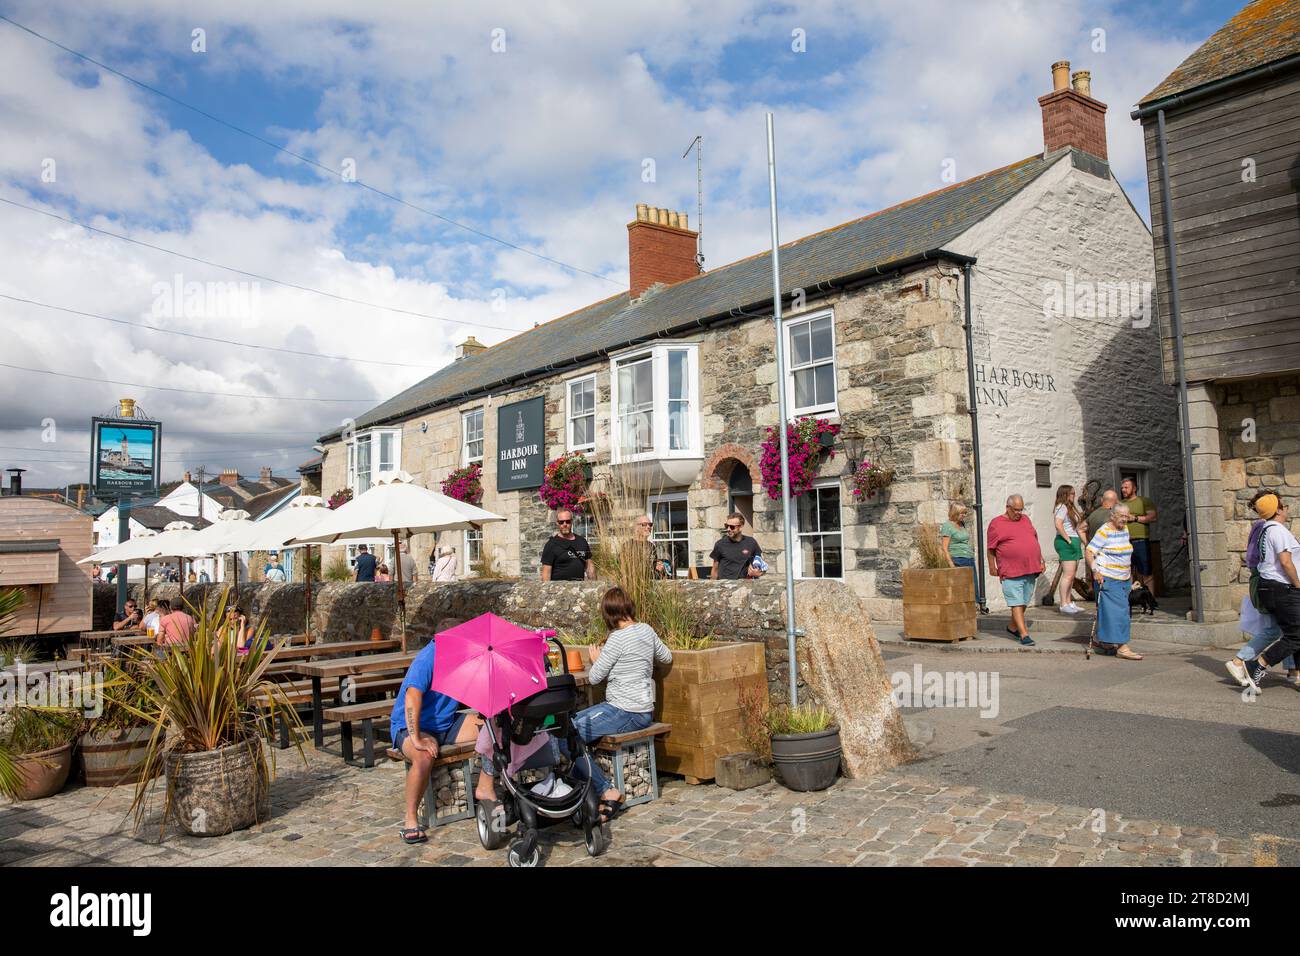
[
  {"xmin": 325, "ymin": 148, "xmax": 1076, "ymax": 439},
  {"xmin": 1140, "ymin": 0, "xmax": 1300, "ymax": 105},
  {"xmin": 125, "ymin": 506, "xmax": 213, "ymax": 532}
]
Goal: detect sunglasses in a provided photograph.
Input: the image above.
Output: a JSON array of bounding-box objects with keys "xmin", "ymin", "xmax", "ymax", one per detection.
[
  {"xmin": 725, "ymin": 524, "xmax": 742, "ymax": 531},
  {"xmin": 557, "ymin": 519, "xmax": 572, "ymax": 525}
]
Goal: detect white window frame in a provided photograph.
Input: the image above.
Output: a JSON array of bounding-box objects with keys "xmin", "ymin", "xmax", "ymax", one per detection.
[
  {"xmin": 464, "ymin": 527, "xmax": 483, "ymax": 572},
  {"xmin": 346, "ymin": 542, "xmax": 393, "ymax": 573},
  {"xmin": 346, "ymin": 428, "xmax": 401, "ymax": 496},
  {"xmin": 609, "ymin": 342, "xmax": 701, "ymax": 463},
  {"xmin": 793, "ymin": 480, "xmax": 844, "ymax": 580},
  {"xmin": 566, "ymin": 374, "xmax": 597, "ymax": 453},
  {"xmin": 462, "ymin": 408, "xmax": 485, "ymax": 466},
  {"xmin": 784, "ymin": 309, "xmax": 839, "ymax": 417},
  {"xmin": 648, "ymin": 492, "xmax": 691, "ymax": 578}
]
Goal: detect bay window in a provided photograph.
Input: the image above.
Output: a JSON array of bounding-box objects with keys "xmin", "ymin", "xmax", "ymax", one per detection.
[
  {"xmin": 347, "ymin": 428, "xmax": 400, "ymax": 496},
  {"xmin": 787, "ymin": 310, "xmax": 838, "ymax": 416},
  {"xmin": 610, "ymin": 343, "xmax": 700, "ymax": 461}
]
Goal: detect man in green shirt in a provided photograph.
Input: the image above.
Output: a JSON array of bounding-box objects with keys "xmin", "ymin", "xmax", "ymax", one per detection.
[
  {"xmin": 1121, "ymin": 477, "xmax": 1158, "ymax": 592},
  {"xmin": 1086, "ymin": 489, "xmax": 1118, "ymax": 545}
]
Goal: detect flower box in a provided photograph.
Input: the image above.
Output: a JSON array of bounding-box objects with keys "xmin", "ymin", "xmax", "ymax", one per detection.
[{"xmin": 902, "ymin": 568, "xmax": 977, "ymax": 643}]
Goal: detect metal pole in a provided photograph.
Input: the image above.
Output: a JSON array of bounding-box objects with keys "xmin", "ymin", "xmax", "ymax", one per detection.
[
  {"xmin": 116, "ymin": 497, "xmax": 129, "ymax": 615},
  {"xmin": 1156, "ymin": 109, "xmax": 1204, "ymax": 623},
  {"xmin": 766, "ymin": 113, "xmax": 799, "ymax": 707},
  {"xmin": 961, "ymin": 264, "xmax": 988, "ymax": 610}
]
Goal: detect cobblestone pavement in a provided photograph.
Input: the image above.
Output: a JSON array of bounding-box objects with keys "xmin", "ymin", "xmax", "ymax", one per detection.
[{"xmin": 2, "ymin": 749, "xmax": 1292, "ymax": 867}]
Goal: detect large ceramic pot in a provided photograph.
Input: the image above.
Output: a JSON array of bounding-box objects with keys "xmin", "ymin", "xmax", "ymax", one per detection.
[
  {"xmin": 13, "ymin": 742, "xmax": 75, "ymax": 800},
  {"xmin": 82, "ymin": 725, "xmax": 155, "ymax": 788},
  {"xmin": 770, "ymin": 725, "xmax": 842, "ymax": 792},
  {"xmin": 164, "ymin": 739, "xmax": 269, "ymax": 836}
]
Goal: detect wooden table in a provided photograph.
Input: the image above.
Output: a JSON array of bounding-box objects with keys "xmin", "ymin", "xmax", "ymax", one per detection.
[
  {"xmin": 112, "ymin": 634, "xmax": 156, "ymax": 650},
  {"xmin": 292, "ymin": 651, "xmax": 418, "ymax": 746},
  {"xmin": 268, "ymin": 639, "xmax": 400, "ymax": 663}
]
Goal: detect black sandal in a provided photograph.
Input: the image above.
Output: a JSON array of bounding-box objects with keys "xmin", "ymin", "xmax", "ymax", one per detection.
[
  {"xmin": 399, "ymin": 826, "xmax": 427, "ymax": 844},
  {"xmin": 598, "ymin": 796, "xmax": 624, "ymax": 823}
]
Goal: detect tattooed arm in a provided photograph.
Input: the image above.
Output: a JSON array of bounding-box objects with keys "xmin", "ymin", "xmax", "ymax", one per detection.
[{"xmin": 404, "ymin": 687, "xmax": 438, "ymax": 756}]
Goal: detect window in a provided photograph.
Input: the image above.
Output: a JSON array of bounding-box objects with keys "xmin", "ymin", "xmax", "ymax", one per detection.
[
  {"xmin": 347, "ymin": 429, "xmax": 400, "ymax": 495},
  {"xmin": 795, "ymin": 484, "xmax": 843, "ymax": 579},
  {"xmin": 787, "ymin": 311, "xmax": 837, "ymax": 415},
  {"xmin": 610, "ymin": 344, "xmax": 700, "ymax": 461},
  {"xmin": 649, "ymin": 493, "xmax": 690, "ymax": 577},
  {"xmin": 346, "ymin": 543, "xmax": 393, "ymax": 571},
  {"xmin": 567, "ymin": 375, "xmax": 596, "ymax": 451},
  {"xmin": 464, "ymin": 528, "xmax": 483, "ymax": 571},
  {"xmin": 463, "ymin": 409, "xmax": 484, "ymax": 465}
]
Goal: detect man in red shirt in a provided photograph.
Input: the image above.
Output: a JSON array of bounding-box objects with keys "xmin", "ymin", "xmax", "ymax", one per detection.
[{"xmin": 987, "ymin": 495, "xmax": 1045, "ymax": 645}]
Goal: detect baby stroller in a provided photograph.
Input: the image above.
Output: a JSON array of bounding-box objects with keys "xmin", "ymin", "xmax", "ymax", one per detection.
[{"xmin": 474, "ymin": 632, "xmax": 611, "ymax": 867}]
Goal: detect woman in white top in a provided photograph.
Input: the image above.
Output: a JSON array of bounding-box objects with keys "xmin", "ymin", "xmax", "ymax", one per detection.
[
  {"xmin": 1052, "ymin": 485, "xmax": 1084, "ymax": 615},
  {"xmin": 1238, "ymin": 492, "xmax": 1300, "ymax": 693},
  {"xmin": 431, "ymin": 546, "xmax": 458, "ymax": 582}
]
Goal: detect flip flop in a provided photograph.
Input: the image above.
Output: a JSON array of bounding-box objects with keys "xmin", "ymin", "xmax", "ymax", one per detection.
[
  {"xmin": 597, "ymin": 796, "xmax": 625, "ymax": 824},
  {"xmin": 1116, "ymin": 647, "xmax": 1143, "ymax": 661},
  {"xmin": 399, "ymin": 826, "xmax": 427, "ymax": 844}
]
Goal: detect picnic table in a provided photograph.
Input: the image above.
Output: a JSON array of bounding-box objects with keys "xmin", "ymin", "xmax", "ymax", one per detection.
[
  {"xmin": 268, "ymin": 638, "xmax": 400, "ymax": 662},
  {"xmin": 112, "ymin": 634, "xmax": 156, "ymax": 650},
  {"xmin": 291, "ymin": 650, "xmax": 417, "ymax": 746}
]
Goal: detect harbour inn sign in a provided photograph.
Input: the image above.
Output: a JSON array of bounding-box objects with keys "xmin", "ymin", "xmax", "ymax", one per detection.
[{"xmin": 316, "ymin": 65, "xmax": 1185, "ymax": 618}]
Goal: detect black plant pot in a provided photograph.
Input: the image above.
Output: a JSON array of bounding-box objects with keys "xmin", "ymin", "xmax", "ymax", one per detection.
[
  {"xmin": 581, "ymin": 463, "xmax": 593, "ymax": 483},
  {"xmin": 770, "ymin": 725, "xmax": 842, "ymax": 792},
  {"xmin": 817, "ymin": 431, "xmax": 836, "ymax": 449}
]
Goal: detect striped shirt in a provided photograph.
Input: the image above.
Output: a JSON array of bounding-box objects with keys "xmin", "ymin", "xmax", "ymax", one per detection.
[
  {"xmin": 587, "ymin": 622, "xmax": 673, "ymax": 714},
  {"xmin": 1087, "ymin": 523, "xmax": 1132, "ymax": 580}
]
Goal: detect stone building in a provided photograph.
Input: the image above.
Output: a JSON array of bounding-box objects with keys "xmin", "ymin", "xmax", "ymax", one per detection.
[
  {"xmin": 1134, "ymin": 0, "xmax": 1300, "ymax": 625},
  {"xmin": 318, "ymin": 65, "xmax": 1183, "ymax": 620}
]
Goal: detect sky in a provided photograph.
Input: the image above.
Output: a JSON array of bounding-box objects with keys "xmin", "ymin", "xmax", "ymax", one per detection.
[{"xmin": 0, "ymin": 0, "xmax": 1239, "ymax": 493}]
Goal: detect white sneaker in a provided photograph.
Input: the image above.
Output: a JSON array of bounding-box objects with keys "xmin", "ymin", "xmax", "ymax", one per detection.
[
  {"xmin": 529, "ymin": 773, "xmax": 573, "ymax": 799},
  {"xmin": 1059, "ymin": 603, "xmax": 1081, "ymax": 614},
  {"xmin": 1225, "ymin": 658, "xmax": 1260, "ymax": 692}
]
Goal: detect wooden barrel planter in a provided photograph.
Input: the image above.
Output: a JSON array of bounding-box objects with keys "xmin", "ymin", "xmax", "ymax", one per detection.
[
  {"xmin": 13, "ymin": 742, "xmax": 75, "ymax": 800},
  {"xmin": 82, "ymin": 726, "xmax": 155, "ymax": 788},
  {"xmin": 654, "ymin": 642, "xmax": 767, "ymax": 783},
  {"xmin": 164, "ymin": 739, "xmax": 270, "ymax": 836},
  {"xmin": 902, "ymin": 567, "xmax": 977, "ymax": 642}
]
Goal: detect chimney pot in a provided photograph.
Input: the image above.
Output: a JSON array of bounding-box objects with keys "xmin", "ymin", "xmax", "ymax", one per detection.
[
  {"xmin": 636, "ymin": 202, "xmax": 649, "ymax": 222},
  {"xmin": 6, "ymin": 468, "xmax": 24, "ymax": 497},
  {"xmin": 455, "ymin": 335, "xmax": 487, "ymax": 360},
  {"xmin": 1071, "ymin": 70, "xmax": 1092, "ymax": 98},
  {"xmin": 627, "ymin": 203, "xmax": 700, "ymax": 299},
  {"xmin": 259, "ymin": 466, "xmax": 274, "ymax": 483},
  {"xmin": 1051, "ymin": 60, "xmax": 1070, "ymax": 91}
]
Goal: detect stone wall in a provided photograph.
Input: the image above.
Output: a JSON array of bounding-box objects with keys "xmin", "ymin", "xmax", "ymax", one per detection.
[{"xmin": 1215, "ymin": 373, "xmax": 1300, "ymax": 610}]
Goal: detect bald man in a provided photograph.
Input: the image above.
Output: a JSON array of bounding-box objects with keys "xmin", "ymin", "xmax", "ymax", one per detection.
[{"xmin": 987, "ymin": 495, "xmax": 1045, "ymax": 645}]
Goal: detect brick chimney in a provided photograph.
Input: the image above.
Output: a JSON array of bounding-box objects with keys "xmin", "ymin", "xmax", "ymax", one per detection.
[
  {"xmin": 455, "ymin": 336, "xmax": 486, "ymax": 360},
  {"xmin": 219, "ymin": 468, "xmax": 240, "ymax": 487},
  {"xmin": 1038, "ymin": 60, "xmax": 1107, "ymax": 160},
  {"xmin": 627, "ymin": 204, "xmax": 700, "ymax": 300},
  {"xmin": 259, "ymin": 466, "xmax": 274, "ymax": 484}
]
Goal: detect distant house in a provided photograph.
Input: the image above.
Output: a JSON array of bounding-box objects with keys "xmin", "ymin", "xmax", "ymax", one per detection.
[
  {"xmin": 317, "ymin": 63, "xmax": 1184, "ymax": 618},
  {"xmin": 1133, "ymin": 0, "xmax": 1300, "ymax": 623}
]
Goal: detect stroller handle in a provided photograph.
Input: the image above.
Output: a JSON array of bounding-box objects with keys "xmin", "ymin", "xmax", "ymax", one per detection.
[{"xmin": 538, "ymin": 630, "xmax": 569, "ymax": 675}]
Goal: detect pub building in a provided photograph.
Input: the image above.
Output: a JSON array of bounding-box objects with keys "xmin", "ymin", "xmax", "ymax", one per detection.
[{"xmin": 316, "ymin": 65, "xmax": 1185, "ymax": 618}]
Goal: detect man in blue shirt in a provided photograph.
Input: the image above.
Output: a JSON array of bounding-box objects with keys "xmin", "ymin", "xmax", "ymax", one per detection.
[
  {"xmin": 354, "ymin": 544, "xmax": 377, "ymax": 582},
  {"xmin": 391, "ymin": 639, "xmax": 476, "ymax": 843}
]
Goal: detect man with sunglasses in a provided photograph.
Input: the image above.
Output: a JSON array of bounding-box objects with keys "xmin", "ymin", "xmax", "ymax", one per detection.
[
  {"xmin": 987, "ymin": 494, "xmax": 1044, "ymax": 645},
  {"xmin": 710, "ymin": 513, "xmax": 764, "ymax": 580},
  {"xmin": 541, "ymin": 509, "xmax": 594, "ymax": 581}
]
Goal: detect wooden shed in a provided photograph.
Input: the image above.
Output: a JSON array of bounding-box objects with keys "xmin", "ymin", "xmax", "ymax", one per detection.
[{"xmin": 0, "ymin": 496, "xmax": 93, "ymax": 639}]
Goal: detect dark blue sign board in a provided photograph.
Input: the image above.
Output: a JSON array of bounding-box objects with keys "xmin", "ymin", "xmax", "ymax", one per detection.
[
  {"xmin": 90, "ymin": 417, "xmax": 161, "ymax": 498},
  {"xmin": 496, "ymin": 396, "xmax": 544, "ymax": 492}
]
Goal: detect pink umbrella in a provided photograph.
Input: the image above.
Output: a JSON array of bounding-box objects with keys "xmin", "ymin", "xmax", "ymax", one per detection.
[{"xmin": 430, "ymin": 613, "xmax": 548, "ymax": 718}]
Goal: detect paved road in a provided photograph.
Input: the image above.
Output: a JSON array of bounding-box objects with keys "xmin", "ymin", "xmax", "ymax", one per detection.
[{"xmin": 887, "ymin": 639, "xmax": 1300, "ymax": 845}]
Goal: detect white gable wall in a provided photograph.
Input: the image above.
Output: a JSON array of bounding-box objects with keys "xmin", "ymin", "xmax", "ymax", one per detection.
[
  {"xmin": 156, "ymin": 481, "xmax": 226, "ymax": 519},
  {"xmin": 947, "ymin": 152, "xmax": 1186, "ymax": 609}
]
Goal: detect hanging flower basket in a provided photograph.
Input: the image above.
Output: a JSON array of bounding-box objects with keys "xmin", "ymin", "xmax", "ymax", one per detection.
[
  {"xmin": 849, "ymin": 458, "xmax": 896, "ymax": 500},
  {"xmin": 440, "ymin": 463, "xmax": 483, "ymax": 506},
  {"xmin": 760, "ymin": 417, "xmax": 840, "ymax": 499},
  {"xmin": 539, "ymin": 452, "xmax": 591, "ymax": 514},
  {"xmin": 327, "ymin": 487, "xmax": 353, "ymax": 510}
]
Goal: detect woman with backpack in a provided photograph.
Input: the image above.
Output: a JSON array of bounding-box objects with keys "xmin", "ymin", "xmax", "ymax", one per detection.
[{"xmin": 1228, "ymin": 491, "xmax": 1300, "ymax": 693}]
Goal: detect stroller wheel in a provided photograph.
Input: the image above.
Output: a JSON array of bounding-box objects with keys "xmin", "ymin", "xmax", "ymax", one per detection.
[
  {"xmin": 584, "ymin": 822, "xmax": 610, "ymax": 857},
  {"xmin": 476, "ymin": 800, "xmax": 507, "ymax": 851},
  {"xmin": 508, "ymin": 839, "xmax": 540, "ymax": 868}
]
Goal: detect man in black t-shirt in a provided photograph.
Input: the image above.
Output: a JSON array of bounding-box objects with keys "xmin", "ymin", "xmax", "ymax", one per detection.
[
  {"xmin": 710, "ymin": 513, "xmax": 764, "ymax": 580},
  {"xmin": 354, "ymin": 544, "xmax": 378, "ymax": 582},
  {"xmin": 541, "ymin": 509, "xmax": 593, "ymax": 581}
]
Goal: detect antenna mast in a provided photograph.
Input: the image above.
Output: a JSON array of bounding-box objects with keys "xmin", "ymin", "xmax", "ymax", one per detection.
[{"xmin": 682, "ymin": 135, "xmax": 704, "ymax": 269}]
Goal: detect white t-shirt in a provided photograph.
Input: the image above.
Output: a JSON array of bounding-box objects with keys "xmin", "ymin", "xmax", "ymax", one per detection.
[
  {"xmin": 1259, "ymin": 522, "xmax": 1300, "ymax": 584},
  {"xmin": 1054, "ymin": 504, "xmax": 1077, "ymax": 540},
  {"xmin": 142, "ymin": 611, "xmax": 161, "ymax": 634}
]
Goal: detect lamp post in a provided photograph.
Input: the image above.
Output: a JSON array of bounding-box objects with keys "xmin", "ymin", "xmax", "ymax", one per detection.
[{"xmin": 766, "ymin": 112, "xmax": 800, "ymax": 707}]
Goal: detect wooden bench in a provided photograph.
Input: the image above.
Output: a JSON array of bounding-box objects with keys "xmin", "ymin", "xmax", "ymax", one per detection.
[
  {"xmin": 385, "ymin": 739, "xmax": 479, "ymax": 828},
  {"xmin": 592, "ymin": 722, "xmax": 671, "ymax": 808},
  {"xmin": 256, "ymin": 675, "xmax": 402, "ymax": 750},
  {"xmin": 324, "ymin": 699, "xmax": 394, "ymax": 767}
]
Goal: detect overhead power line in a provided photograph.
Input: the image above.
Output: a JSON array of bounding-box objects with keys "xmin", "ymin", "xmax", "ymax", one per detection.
[
  {"xmin": 0, "ymin": 196, "xmax": 528, "ymax": 331},
  {"xmin": 0, "ymin": 13, "xmax": 620, "ymax": 286},
  {"xmin": 0, "ymin": 361, "xmax": 378, "ymax": 403},
  {"xmin": 0, "ymin": 292, "xmax": 444, "ymax": 369}
]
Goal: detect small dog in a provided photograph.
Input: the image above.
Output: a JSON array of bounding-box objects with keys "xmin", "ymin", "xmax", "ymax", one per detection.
[{"xmin": 1128, "ymin": 583, "xmax": 1159, "ymax": 616}]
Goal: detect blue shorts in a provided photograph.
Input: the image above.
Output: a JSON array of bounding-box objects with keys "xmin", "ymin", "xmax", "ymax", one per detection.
[
  {"xmin": 1131, "ymin": 539, "xmax": 1152, "ymax": 576},
  {"xmin": 1000, "ymin": 574, "xmax": 1037, "ymax": 608},
  {"xmin": 393, "ymin": 710, "xmax": 468, "ymax": 754}
]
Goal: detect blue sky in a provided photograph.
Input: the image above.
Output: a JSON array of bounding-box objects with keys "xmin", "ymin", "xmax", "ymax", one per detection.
[{"xmin": 0, "ymin": 0, "xmax": 1240, "ymax": 488}]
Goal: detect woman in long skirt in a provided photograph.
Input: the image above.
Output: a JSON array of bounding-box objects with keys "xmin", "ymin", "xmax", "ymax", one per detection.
[{"xmin": 1085, "ymin": 503, "xmax": 1144, "ymax": 661}]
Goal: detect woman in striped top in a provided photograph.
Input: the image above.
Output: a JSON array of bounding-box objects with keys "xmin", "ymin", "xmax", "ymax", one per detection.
[{"xmin": 1085, "ymin": 504, "xmax": 1143, "ymax": 660}]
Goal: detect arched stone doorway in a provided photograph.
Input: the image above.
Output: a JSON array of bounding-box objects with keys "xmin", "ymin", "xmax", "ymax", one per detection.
[{"xmin": 703, "ymin": 443, "xmax": 758, "ymax": 528}]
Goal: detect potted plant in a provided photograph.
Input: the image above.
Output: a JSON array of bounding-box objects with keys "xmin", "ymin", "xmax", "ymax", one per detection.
[
  {"xmin": 81, "ymin": 656, "xmax": 156, "ymax": 788},
  {"xmin": 849, "ymin": 457, "xmax": 896, "ymax": 500},
  {"xmin": 539, "ymin": 452, "xmax": 591, "ymax": 515},
  {"xmin": 901, "ymin": 524, "xmax": 977, "ymax": 643},
  {"xmin": 759, "ymin": 417, "xmax": 840, "ymax": 499},
  {"xmin": 327, "ymin": 487, "xmax": 353, "ymax": 510},
  {"xmin": 440, "ymin": 463, "xmax": 484, "ymax": 505},
  {"xmin": 765, "ymin": 703, "xmax": 841, "ymax": 792},
  {"xmin": 115, "ymin": 590, "xmax": 305, "ymax": 837},
  {"xmin": 0, "ymin": 707, "xmax": 82, "ymax": 801}
]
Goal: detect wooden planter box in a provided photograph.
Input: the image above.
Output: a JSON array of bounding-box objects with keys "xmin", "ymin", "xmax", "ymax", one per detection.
[
  {"xmin": 654, "ymin": 642, "xmax": 767, "ymax": 783},
  {"xmin": 902, "ymin": 568, "xmax": 977, "ymax": 642}
]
